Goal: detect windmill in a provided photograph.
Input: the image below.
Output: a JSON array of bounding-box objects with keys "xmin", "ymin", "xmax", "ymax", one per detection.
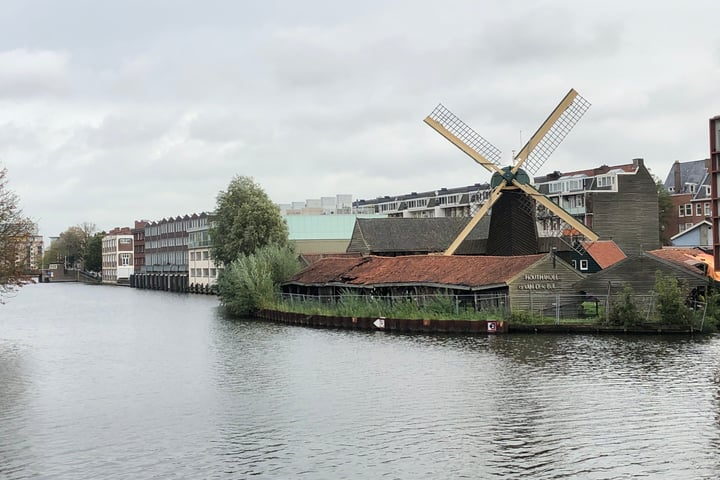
[{"xmin": 424, "ymin": 88, "xmax": 599, "ymax": 256}]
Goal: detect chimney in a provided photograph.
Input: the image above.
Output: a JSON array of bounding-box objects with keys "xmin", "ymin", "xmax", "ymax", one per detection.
[
  {"xmin": 673, "ymin": 160, "xmax": 681, "ymax": 192},
  {"xmin": 632, "ymin": 158, "xmax": 644, "ymax": 168}
]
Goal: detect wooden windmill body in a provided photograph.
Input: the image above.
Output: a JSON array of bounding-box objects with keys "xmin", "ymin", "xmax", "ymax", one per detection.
[{"xmin": 424, "ymin": 89, "xmax": 599, "ymax": 256}]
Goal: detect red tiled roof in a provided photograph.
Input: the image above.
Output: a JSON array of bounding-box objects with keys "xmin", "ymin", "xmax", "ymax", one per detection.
[
  {"xmin": 581, "ymin": 240, "xmax": 626, "ymax": 269},
  {"xmin": 286, "ymin": 254, "xmax": 546, "ymax": 289}
]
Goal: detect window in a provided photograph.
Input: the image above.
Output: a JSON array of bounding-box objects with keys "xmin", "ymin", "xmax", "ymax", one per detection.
[
  {"xmin": 696, "ymin": 203, "xmax": 703, "ymax": 216},
  {"xmin": 596, "ymin": 176, "xmax": 615, "ymax": 188},
  {"xmin": 706, "ymin": 203, "xmax": 712, "ymax": 216},
  {"xmin": 119, "ymin": 253, "xmax": 131, "ymax": 266},
  {"xmin": 202, "ymin": 251, "xmax": 209, "ymax": 260},
  {"xmin": 210, "ymin": 268, "xmax": 217, "ymax": 277},
  {"xmin": 566, "ymin": 179, "xmax": 582, "ymax": 191},
  {"xmin": 203, "ymin": 268, "xmax": 209, "ymax": 277},
  {"xmin": 572, "ymin": 260, "xmax": 577, "ymax": 269},
  {"xmin": 679, "ymin": 204, "xmax": 692, "ymax": 217},
  {"xmin": 119, "ymin": 238, "xmax": 131, "ymax": 245},
  {"xmin": 579, "ymin": 259, "xmax": 589, "ymax": 271}
]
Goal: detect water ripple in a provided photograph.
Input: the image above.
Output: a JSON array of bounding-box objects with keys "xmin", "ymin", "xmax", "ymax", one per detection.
[{"xmin": 1, "ymin": 284, "xmax": 720, "ymax": 478}]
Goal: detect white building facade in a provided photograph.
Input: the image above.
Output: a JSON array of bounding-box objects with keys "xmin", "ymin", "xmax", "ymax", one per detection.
[
  {"xmin": 187, "ymin": 223, "xmax": 221, "ymax": 290},
  {"xmin": 102, "ymin": 228, "xmax": 134, "ymax": 283}
]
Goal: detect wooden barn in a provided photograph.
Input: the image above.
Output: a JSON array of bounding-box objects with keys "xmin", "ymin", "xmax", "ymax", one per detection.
[
  {"xmin": 282, "ymin": 253, "xmax": 585, "ymax": 313},
  {"xmin": 574, "ymin": 248, "xmax": 710, "ymax": 297}
]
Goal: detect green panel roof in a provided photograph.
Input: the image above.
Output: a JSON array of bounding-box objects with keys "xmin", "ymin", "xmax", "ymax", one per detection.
[{"xmin": 285, "ymin": 214, "xmax": 384, "ymax": 240}]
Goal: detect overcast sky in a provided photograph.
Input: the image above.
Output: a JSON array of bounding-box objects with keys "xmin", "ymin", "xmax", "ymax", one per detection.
[{"xmin": 2, "ymin": 0, "xmax": 720, "ymax": 237}]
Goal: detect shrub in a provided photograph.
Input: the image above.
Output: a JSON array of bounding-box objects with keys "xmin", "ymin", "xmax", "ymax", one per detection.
[
  {"xmin": 653, "ymin": 272, "xmax": 692, "ymax": 325},
  {"xmin": 607, "ymin": 284, "xmax": 642, "ymax": 327},
  {"xmin": 693, "ymin": 292, "xmax": 719, "ymax": 332},
  {"xmin": 218, "ymin": 244, "xmax": 301, "ymax": 317}
]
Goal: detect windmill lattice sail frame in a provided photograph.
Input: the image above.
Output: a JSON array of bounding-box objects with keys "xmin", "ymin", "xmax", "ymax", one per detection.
[{"xmin": 424, "ymin": 88, "xmax": 598, "ymax": 256}]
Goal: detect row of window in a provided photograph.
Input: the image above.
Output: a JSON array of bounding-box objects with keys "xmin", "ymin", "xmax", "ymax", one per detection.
[
  {"xmin": 549, "ymin": 178, "xmax": 585, "ymax": 193},
  {"xmin": 406, "ymin": 199, "xmax": 428, "ymax": 209},
  {"xmin": 378, "ymin": 202, "xmax": 399, "ymax": 212},
  {"xmin": 678, "ymin": 223, "xmax": 695, "ymax": 233},
  {"xmin": 189, "ymin": 250, "xmax": 210, "ymax": 261},
  {"xmin": 596, "ymin": 175, "xmax": 615, "ymax": 188},
  {"xmin": 669, "ymin": 184, "xmax": 711, "ymax": 195},
  {"xmin": 678, "ymin": 202, "xmax": 711, "ymax": 217},
  {"xmin": 571, "ymin": 259, "xmax": 589, "ymax": 271},
  {"xmin": 145, "ymin": 252, "xmax": 186, "ymax": 265},
  {"xmin": 101, "ymin": 253, "xmax": 133, "ymax": 267},
  {"xmin": 188, "ymin": 230, "xmax": 211, "ymax": 248},
  {"xmin": 436, "ymin": 194, "xmax": 460, "ymax": 205},
  {"xmin": 190, "ymin": 268, "xmax": 217, "ymax": 278},
  {"xmin": 102, "ymin": 237, "xmax": 133, "ymax": 251},
  {"xmin": 145, "ymin": 218, "xmax": 208, "ymax": 236},
  {"xmin": 146, "ymin": 237, "xmax": 189, "ymax": 249}
]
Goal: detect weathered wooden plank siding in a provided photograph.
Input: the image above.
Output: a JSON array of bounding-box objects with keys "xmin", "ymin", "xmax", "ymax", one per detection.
[
  {"xmin": 575, "ymin": 254, "xmax": 708, "ymax": 296},
  {"xmin": 589, "ymin": 160, "xmax": 660, "ymax": 256},
  {"xmin": 507, "ymin": 254, "xmax": 585, "ymax": 311}
]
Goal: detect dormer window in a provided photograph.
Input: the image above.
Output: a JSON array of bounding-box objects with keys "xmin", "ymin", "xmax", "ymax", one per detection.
[{"xmin": 597, "ymin": 175, "xmax": 615, "ymax": 188}]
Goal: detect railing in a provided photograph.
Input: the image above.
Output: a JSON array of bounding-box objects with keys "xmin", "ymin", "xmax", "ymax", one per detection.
[{"xmin": 277, "ymin": 292, "xmax": 709, "ymax": 327}]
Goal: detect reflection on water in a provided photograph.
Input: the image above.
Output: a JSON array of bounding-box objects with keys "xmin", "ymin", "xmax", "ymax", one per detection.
[{"xmin": 1, "ymin": 283, "xmax": 719, "ymax": 479}]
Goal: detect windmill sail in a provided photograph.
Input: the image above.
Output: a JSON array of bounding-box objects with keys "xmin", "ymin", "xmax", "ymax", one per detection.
[
  {"xmin": 513, "ymin": 89, "xmax": 591, "ymax": 175},
  {"xmin": 425, "ymin": 88, "xmax": 598, "ymax": 257}
]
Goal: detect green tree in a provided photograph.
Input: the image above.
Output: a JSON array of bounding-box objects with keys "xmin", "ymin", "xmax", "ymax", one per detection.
[
  {"xmin": 656, "ymin": 179, "xmax": 673, "ymax": 245},
  {"xmin": 43, "ymin": 222, "xmax": 96, "ymax": 268},
  {"xmin": 218, "ymin": 244, "xmax": 301, "ymax": 316},
  {"xmin": 83, "ymin": 232, "xmax": 104, "ymax": 272},
  {"xmin": 210, "ymin": 176, "xmax": 289, "ymax": 266},
  {"xmin": 0, "ymin": 167, "xmax": 36, "ymax": 299}
]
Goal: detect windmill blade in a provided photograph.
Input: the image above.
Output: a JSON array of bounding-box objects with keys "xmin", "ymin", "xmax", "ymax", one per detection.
[
  {"xmin": 425, "ymin": 104, "xmax": 504, "ymax": 176},
  {"xmin": 511, "ymin": 181, "xmax": 599, "ymax": 241},
  {"xmin": 444, "ymin": 182, "xmax": 506, "ymax": 255},
  {"xmin": 512, "ymin": 89, "xmax": 590, "ymax": 176}
]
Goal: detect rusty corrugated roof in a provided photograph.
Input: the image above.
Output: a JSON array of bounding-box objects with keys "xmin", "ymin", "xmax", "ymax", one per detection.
[
  {"xmin": 299, "ymin": 253, "xmax": 362, "ymax": 267},
  {"xmin": 582, "ymin": 240, "xmax": 626, "ymax": 269},
  {"xmin": 285, "ymin": 254, "xmax": 546, "ymax": 289},
  {"xmin": 647, "ymin": 247, "xmax": 717, "ymax": 280}
]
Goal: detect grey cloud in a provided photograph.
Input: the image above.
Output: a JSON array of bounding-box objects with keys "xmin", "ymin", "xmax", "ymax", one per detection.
[
  {"xmin": 0, "ymin": 49, "xmax": 70, "ymax": 98},
  {"xmin": 0, "ymin": 0, "xmax": 719, "ymax": 238},
  {"xmin": 84, "ymin": 111, "xmax": 182, "ymax": 149}
]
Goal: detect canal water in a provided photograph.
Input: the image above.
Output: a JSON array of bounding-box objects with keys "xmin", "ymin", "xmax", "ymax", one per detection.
[{"xmin": 1, "ymin": 283, "xmax": 719, "ymax": 479}]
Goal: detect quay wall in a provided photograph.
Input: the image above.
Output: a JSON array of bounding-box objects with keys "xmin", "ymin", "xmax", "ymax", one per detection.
[
  {"xmin": 256, "ymin": 309, "xmax": 506, "ymax": 334},
  {"xmin": 256, "ymin": 310, "xmax": 703, "ymax": 335},
  {"xmin": 130, "ymin": 274, "xmax": 216, "ymax": 294}
]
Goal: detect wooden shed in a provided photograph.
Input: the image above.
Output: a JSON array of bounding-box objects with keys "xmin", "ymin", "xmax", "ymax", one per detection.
[
  {"xmin": 573, "ymin": 251, "xmax": 710, "ymax": 297},
  {"xmin": 282, "ymin": 253, "xmax": 585, "ymax": 313}
]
